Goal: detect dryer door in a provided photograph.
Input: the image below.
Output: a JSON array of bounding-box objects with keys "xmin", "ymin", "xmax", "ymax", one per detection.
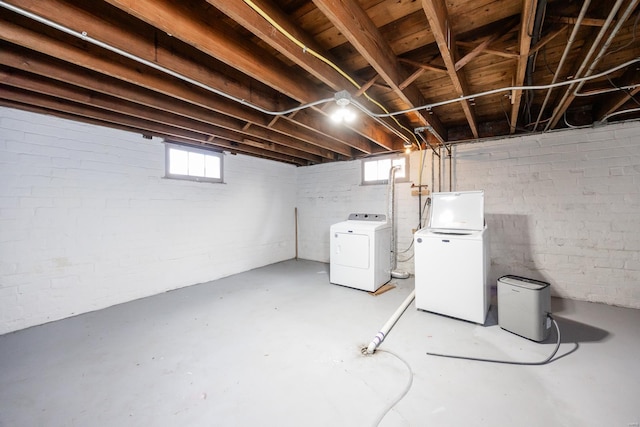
[{"xmin": 332, "ymin": 232, "xmax": 370, "ymax": 269}]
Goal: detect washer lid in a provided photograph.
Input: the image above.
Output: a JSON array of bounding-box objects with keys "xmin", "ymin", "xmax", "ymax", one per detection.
[{"xmin": 429, "ymin": 191, "xmax": 484, "ymax": 231}]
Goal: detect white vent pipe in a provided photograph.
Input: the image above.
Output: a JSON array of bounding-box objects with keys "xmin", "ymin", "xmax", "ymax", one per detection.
[{"xmin": 388, "ymin": 166, "xmax": 409, "ymax": 279}]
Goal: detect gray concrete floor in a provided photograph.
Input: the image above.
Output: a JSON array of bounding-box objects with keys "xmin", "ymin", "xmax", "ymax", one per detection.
[{"xmin": 1, "ymin": 259, "xmax": 639, "ymax": 427}]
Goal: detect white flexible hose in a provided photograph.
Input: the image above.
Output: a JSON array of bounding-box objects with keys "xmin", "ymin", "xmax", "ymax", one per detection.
[{"xmin": 366, "ymin": 290, "xmax": 415, "ymax": 354}]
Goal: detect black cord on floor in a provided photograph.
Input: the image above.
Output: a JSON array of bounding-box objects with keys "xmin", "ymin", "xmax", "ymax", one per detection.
[{"xmin": 426, "ymin": 315, "xmax": 561, "ymax": 365}]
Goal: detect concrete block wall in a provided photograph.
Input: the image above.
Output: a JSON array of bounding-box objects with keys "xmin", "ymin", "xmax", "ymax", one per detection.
[
  {"xmin": 0, "ymin": 107, "xmax": 296, "ymax": 334},
  {"xmin": 454, "ymin": 121, "xmax": 640, "ymax": 308},
  {"xmin": 296, "ymin": 153, "xmax": 425, "ymax": 273},
  {"xmin": 297, "ymin": 121, "xmax": 640, "ymax": 309}
]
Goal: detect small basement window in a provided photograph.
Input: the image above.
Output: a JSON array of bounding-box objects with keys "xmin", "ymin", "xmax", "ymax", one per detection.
[
  {"xmin": 165, "ymin": 142, "xmax": 223, "ymax": 183},
  {"xmin": 362, "ymin": 154, "xmax": 409, "ymax": 185}
]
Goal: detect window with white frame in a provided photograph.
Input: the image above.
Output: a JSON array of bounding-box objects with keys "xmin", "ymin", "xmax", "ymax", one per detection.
[
  {"xmin": 362, "ymin": 155, "xmax": 409, "ymax": 185},
  {"xmin": 165, "ymin": 142, "xmax": 223, "ymax": 183}
]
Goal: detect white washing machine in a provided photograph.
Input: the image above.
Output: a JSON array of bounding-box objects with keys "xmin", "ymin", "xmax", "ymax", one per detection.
[
  {"xmin": 414, "ymin": 191, "xmax": 489, "ymax": 324},
  {"xmin": 330, "ymin": 213, "xmax": 391, "ymax": 292}
]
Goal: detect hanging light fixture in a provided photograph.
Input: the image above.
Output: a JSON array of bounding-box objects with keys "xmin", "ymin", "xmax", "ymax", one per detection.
[{"xmin": 330, "ymin": 90, "xmax": 356, "ymax": 123}]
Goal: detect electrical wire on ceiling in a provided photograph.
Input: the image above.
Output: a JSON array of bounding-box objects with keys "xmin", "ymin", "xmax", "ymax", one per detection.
[
  {"xmin": 0, "ymin": 1, "xmax": 335, "ymax": 117},
  {"xmin": 574, "ymin": 84, "xmax": 640, "ymax": 97},
  {"xmin": 240, "ymin": 0, "xmax": 421, "ymax": 147},
  {"xmin": 601, "ymin": 107, "xmax": 640, "ymax": 123},
  {"xmin": 0, "ymin": 1, "xmax": 416, "ymax": 146},
  {"xmin": 2, "ymin": 1, "xmax": 639, "ymax": 149},
  {"xmin": 358, "ymin": 58, "xmax": 640, "ymax": 119},
  {"xmin": 604, "ymin": 75, "xmax": 640, "ymax": 108},
  {"xmin": 563, "ymin": 112, "xmax": 584, "ymax": 129}
]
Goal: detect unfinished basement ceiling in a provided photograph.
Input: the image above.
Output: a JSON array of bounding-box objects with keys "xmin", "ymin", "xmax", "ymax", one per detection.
[{"xmin": 1, "ymin": 0, "xmax": 639, "ymax": 166}]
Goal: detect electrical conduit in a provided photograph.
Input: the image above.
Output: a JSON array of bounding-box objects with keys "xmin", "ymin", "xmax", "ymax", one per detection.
[{"xmin": 3, "ymin": 1, "xmax": 637, "ymax": 127}]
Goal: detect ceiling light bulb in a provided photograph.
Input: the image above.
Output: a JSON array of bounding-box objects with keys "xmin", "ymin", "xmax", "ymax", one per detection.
[
  {"xmin": 343, "ymin": 108, "xmax": 356, "ymax": 123},
  {"xmin": 330, "ymin": 107, "xmax": 356, "ymax": 124}
]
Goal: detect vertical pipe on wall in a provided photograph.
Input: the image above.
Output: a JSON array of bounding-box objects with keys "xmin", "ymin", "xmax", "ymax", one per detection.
[
  {"xmin": 388, "ymin": 166, "xmax": 409, "ymax": 279},
  {"xmin": 448, "ymin": 146, "xmax": 452, "ymax": 192},
  {"xmin": 439, "ymin": 146, "xmax": 447, "ymax": 191},
  {"xmin": 431, "ymin": 150, "xmax": 435, "ymax": 199},
  {"xmin": 438, "ymin": 147, "xmax": 442, "ymax": 192},
  {"xmin": 388, "ymin": 166, "xmax": 399, "ymax": 273},
  {"xmin": 295, "ymin": 207, "xmax": 298, "ymax": 259},
  {"xmin": 418, "ymin": 156, "xmax": 423, "ymax": 230}
]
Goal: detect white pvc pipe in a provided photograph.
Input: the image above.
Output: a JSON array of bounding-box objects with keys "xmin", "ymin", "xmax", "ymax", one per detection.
[
  {"xmin": 366, "ymin": 290, "xmax": 415, "ymax": 354},
  {"xmin": 388, "ymin": 165, "xmax": 409, "ymax": 279},
  {"xmin": 388, "ymin": 165, "xmax": 400, "ymax": 272}
]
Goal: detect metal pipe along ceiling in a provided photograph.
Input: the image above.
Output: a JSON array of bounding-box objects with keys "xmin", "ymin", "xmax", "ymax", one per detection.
[
  {"xmin": 532, "ymin": 0, "xmax": 592, "ymax": 131},
  {"xmin": 2, "ymin": 1, "xmax": 639, "ymax": 139},
  {"xmin": 569, "ymin": 0, "xmax": 640, "ymax": 101},
  {"xmin": 0, "ymin": 1, "xmax": 337, "ymax": 117},
  {"xmin": 544, "ymin": 0, "xmax": 636, "ymax": 131},
  {"xmin": 352, "ymin": 59, "xmax": 640, "ymax": 119}
]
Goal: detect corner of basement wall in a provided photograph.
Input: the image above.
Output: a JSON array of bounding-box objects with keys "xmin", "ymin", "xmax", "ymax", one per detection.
[
  {"xmin": 454, "ymin": 121, "xmax": 640, "ymax": 309},
  {"xmin": 295, "ymin": 121, "xmax": 640, "ymax": 309},
  {"xmin": 0, "ymin": 106, "xmax": 297, "ymax": 334}
]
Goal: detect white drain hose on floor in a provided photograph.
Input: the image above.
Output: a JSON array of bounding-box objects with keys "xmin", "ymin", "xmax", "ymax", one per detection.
[{"xmin": 366, "ymin": 290, "xmax": 415, "ymax": 354}]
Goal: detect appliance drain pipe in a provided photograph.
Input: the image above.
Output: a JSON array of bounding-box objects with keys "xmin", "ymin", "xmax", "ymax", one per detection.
[
  {"xmin": 388, "ymin": 165, "xmax": 399, "ymax": 274},
  {"xmin": 366, "ymin": 290, "xmax": 415, "ymax": 354}
]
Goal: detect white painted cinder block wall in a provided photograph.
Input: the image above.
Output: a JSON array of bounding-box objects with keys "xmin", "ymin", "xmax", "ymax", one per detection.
[
  {"xmin": 2, "ymin": 106, "xmax": 639, "ymax": 335},
  {"xmin": 454, "ymin": 122, "xmax": 640, "ymax": 308},
  {"xmin": 297, "ymin": 120, "xmax": 640, "ymax": 309},
  {"xmin": 296, "ymin": 154, "xmax": 420, "ymax": 274},
  {"xmin": 0, "ymin": 107, "xmax": 296, "ymax": 334}
]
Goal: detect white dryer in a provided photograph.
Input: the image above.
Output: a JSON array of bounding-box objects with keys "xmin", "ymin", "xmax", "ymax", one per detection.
[
  {"xmin": 330, "ymin": 213, "xmax": 391, "ymax": 292},
  {"xmin": 414, "ymin": 191, "xmax": 489, "ymax": 324}
]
